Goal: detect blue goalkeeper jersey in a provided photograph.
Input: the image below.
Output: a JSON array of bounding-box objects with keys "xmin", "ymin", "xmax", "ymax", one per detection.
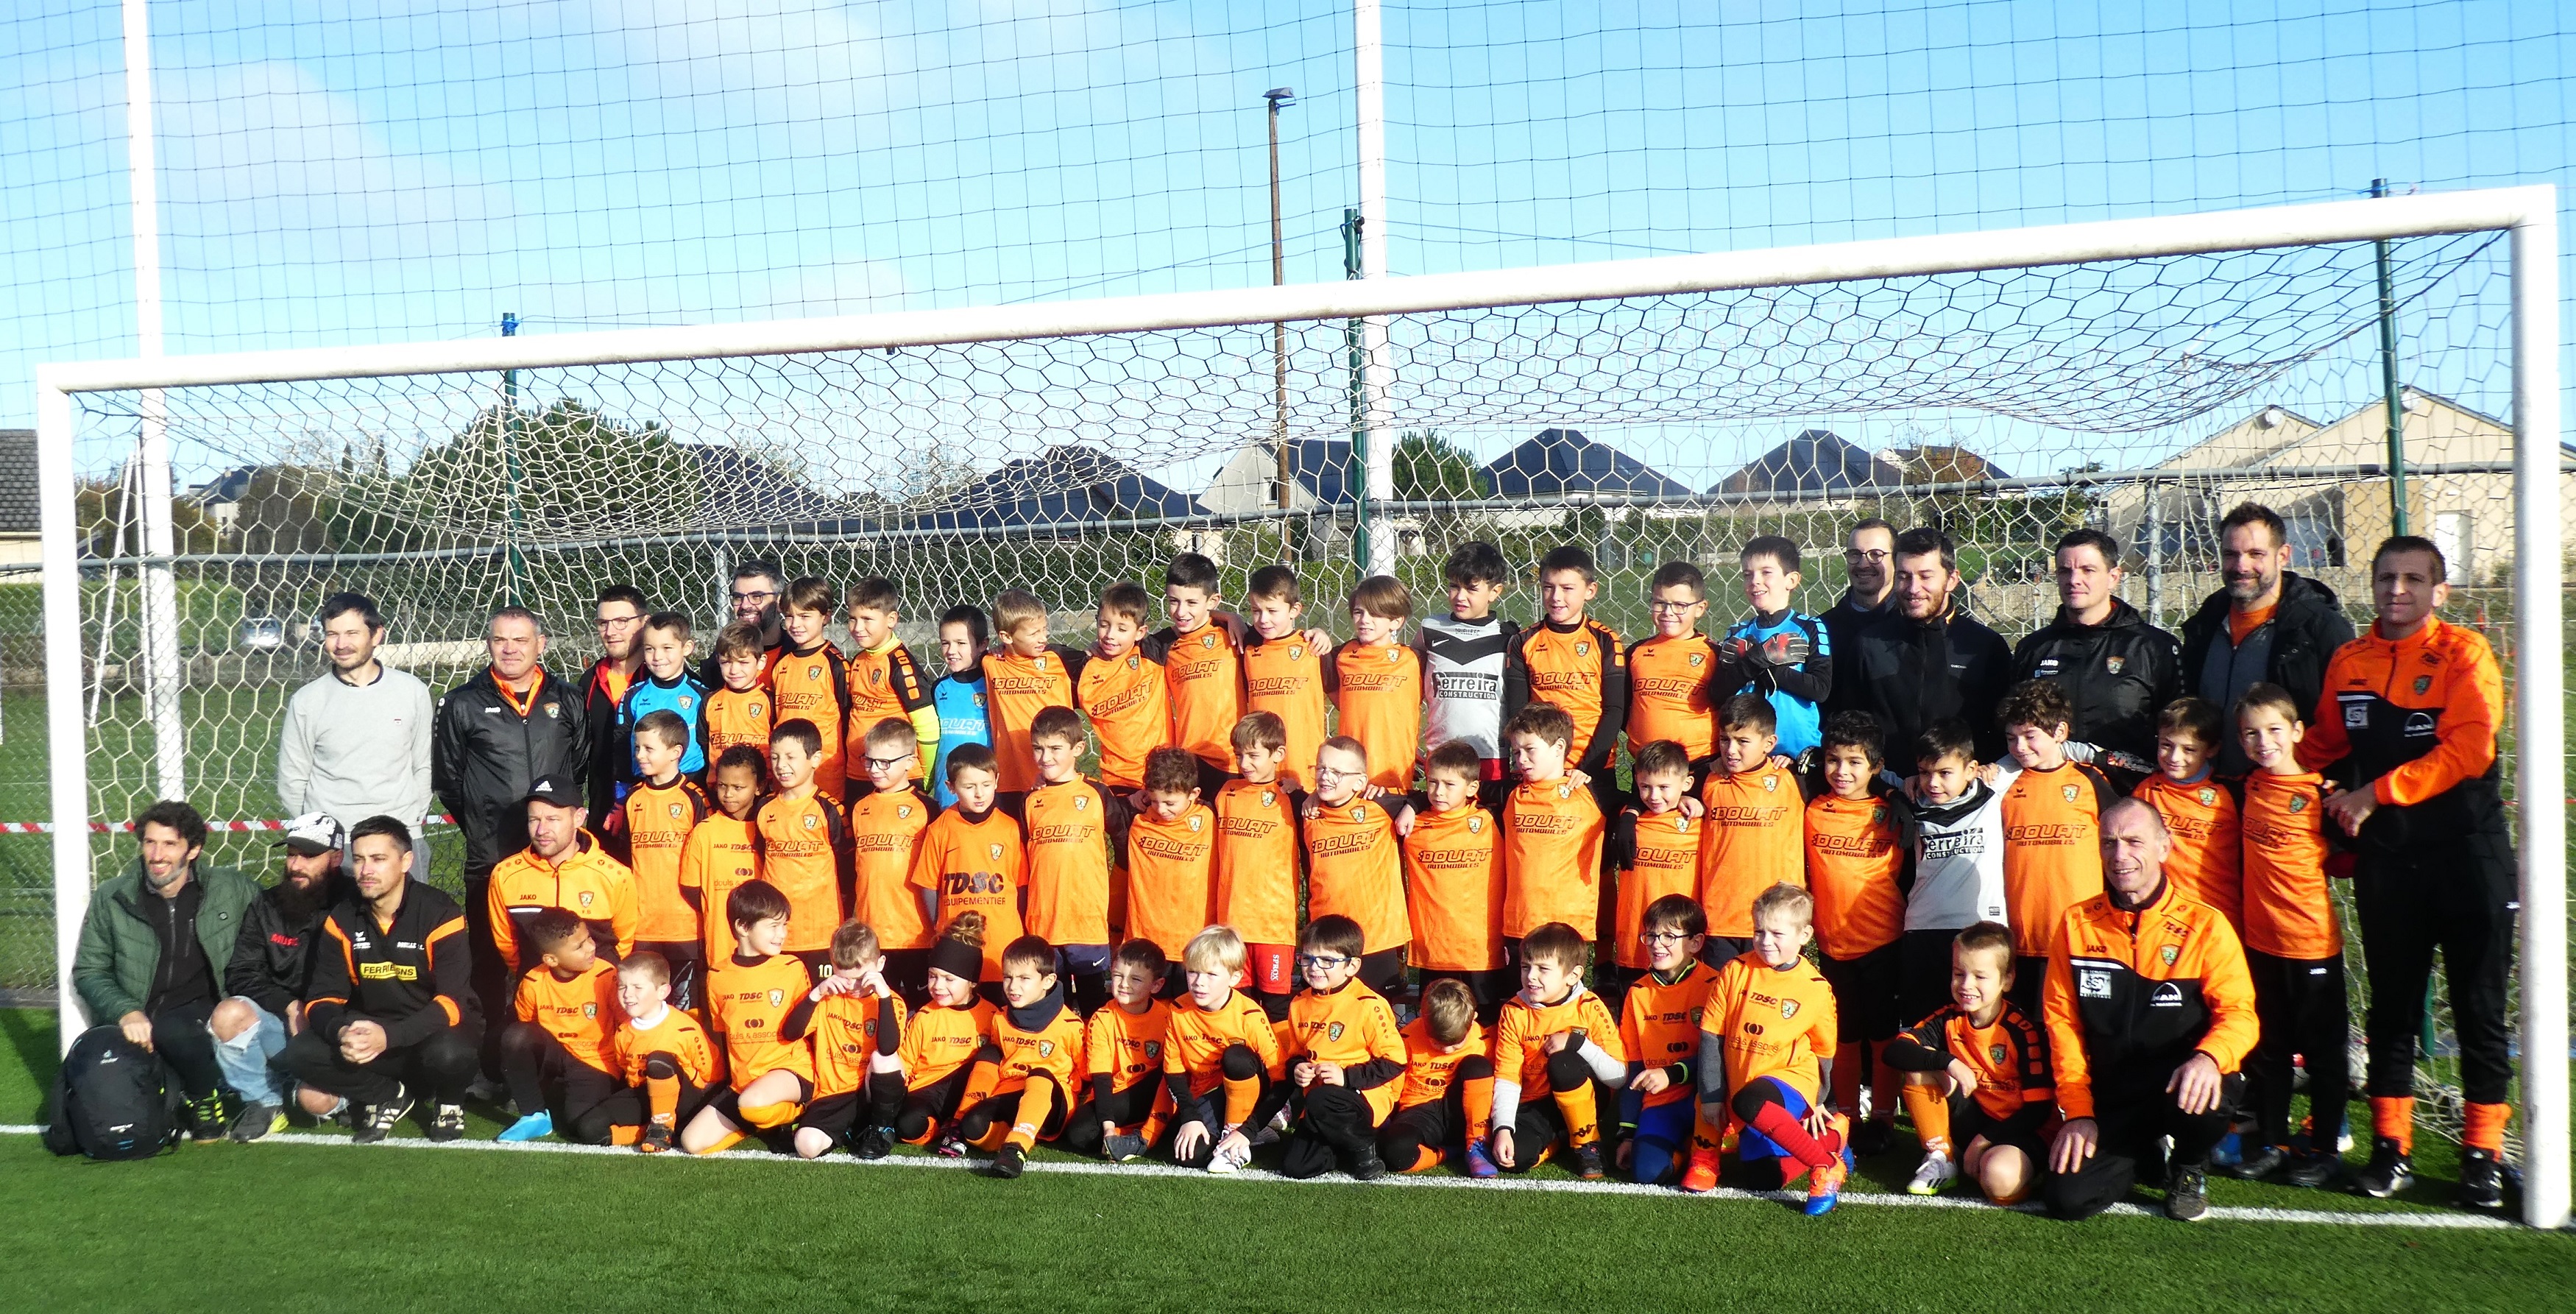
[
  {"xmin": 616, "ymin": 670, "xmax": 711, "ymax": 792},
  {"xmin": 1720, "ymin": 610, "xmax": 1831, "ymax": 757},
  {"xmin": 930, "ymin": 669, "xmax": 991, "ymax": 808}
]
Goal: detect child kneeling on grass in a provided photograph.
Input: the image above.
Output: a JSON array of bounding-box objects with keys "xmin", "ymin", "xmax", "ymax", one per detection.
[{"xmin": 1682, "ymin": 883, "xmax": 1850, "ymax": 1215}]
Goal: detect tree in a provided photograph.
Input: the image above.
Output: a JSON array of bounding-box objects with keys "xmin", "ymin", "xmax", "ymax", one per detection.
[{"xmin": 1390, "ymin": 429, "xmax": 1490, "ymax": 502}]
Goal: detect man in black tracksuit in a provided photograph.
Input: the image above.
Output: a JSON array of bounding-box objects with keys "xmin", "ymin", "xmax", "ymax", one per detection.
[
  {"xmin": 279, "ymin": 816, "xmax": 482, "ymax": 1142},
  {"xmin": 432, "ymin": 606, "xmax": 585, "ymax": 1081},
  {"xmin": 1833, "ymin": 526, "xmax": 2015, "ymax": 766},
  {"xmin": 2176, "ymin": 504, "xmax": 2354, "ymax": 776},
  {"xmin": 2011, "ymin": 529, "xmax": 2180, "ymax": 787}
]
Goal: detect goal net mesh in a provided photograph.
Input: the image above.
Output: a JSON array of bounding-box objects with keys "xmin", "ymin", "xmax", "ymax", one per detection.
[{"xmin": 45, "ymin": 229, "xmax": 2559, "ymax": 1148}]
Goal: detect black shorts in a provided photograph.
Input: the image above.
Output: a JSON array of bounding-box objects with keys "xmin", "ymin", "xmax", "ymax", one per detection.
[
  {"xmin": 1952, "ymin": 1096, "xmax": 2051, "ymax": 1162},
  {"xmin": 796, "ymin": 1090, "xmax": 866, "ymax": 1140},
  {"xmin": 1415, "ymin": 967, "xmax": 1515, "ymax": 1025},
  {"xmin": 1818, "ymin": 942, "xmax": 1901, "ymax": 1042},
  {"xmin": 1698, "ymin": 936, "xmax": 1756, "ymax": 970},
  {"xmin": 1897, "ymin": 928, "xmax": 1962, "ymax": 1027}
]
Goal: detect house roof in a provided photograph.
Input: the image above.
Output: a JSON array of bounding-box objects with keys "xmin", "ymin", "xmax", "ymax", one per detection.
[
  {"xmin": 1481, "ymin": 428, "xmax": 1689, "ymax": 498},
  {"xmin": 188, "ymin": 465, "xmax": 261, "ymax": 506},
  {"xmin": 1278, "ymin": 438, "xmax": 1357, "ymax": 505},
  {"xmin": 905, "ymin": 445, "xmax": 1205, "ymax": 531},
  {"xmin": 1711, "ymin": 430, "xmax": 1900, "ymax": 496},
  {"xmin": 0, "ymin": 431, "xmax": 34, "ymax": 534}
]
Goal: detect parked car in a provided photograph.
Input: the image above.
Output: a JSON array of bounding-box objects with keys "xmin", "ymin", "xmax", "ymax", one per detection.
[{"xmin": 238, "ymin": 616, "xmax": 286, "ymax": 651}]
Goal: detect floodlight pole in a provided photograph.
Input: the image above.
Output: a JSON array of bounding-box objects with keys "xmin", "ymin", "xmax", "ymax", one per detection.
[
  {"xmin": 501, "ymin": 311, "xmax": 528, "ymax": 607},
  {"xmin": 2373, "ymin": 180, "xmax": 2409, "ymax": 534}
]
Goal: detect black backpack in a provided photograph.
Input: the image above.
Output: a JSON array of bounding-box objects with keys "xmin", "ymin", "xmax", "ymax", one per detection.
[{"xmin": 43, "ymin": 1025, "xmax": 184, "ymax": 1161}]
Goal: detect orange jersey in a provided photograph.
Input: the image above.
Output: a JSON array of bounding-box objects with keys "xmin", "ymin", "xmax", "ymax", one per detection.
[
  {"xmin": 1123, "ymin": 803, "xmax": 1217, "ymax": 961},
  {"xmin": 2043, "ymin": 880, "xmax": 2258, "ymax": 1120},
  {"xmin": 1891, "ymin": 1001, "xmax": 2052, "ymax": 1121},
  {"xmin": 1158, "ymin": 622, "xmax": 1245, "ymax": 769},
  {"xmin": 989, "ymin": 997, "xmax": 1086, "ymax": 1100},
  {"xmin": 513, "ymin": 959, "xmax": 622, "ymax": 1075},
  {"xmin": 1402, "ymin": 803, "xmax": 1505, "ymax": 972},
  {"xmin": 1287, "ymin": 981, "xmax": 1408, "ymax": 1122},
  {"xmin": 1211, "ymin": 779, "xmax": 1303, "ymax": 947},
  {"xmin": 1161, "ymin": 989, "xmax": 1286, "ymax": 1098},
  {"xmin": 1076, "ymin": 648, "xmax": 1171, "ymax": 790},
  {"xmin": 487, "ymin": 834, "xmax": 639, "ymax": 972},
  {"xmin": 2238, "ymin": 770, "xmax": 2341, "ymax": 958},
  {"xmin": 701, "ymin": 685, "xmax": 773, "ymax": 760},
  {"xmin": 809, "ymin": 989, "xmax": 909, "ymax": 1098},
  {"xmin": 1493, "ymin": 986, "xmax": 1623, "ymax": 1097},
  {"xmin": 1243, "ymin": 633, "xmax": 1330, "ymax": 790},
  {"xmin": 769, "ymin": 642, "xmax": 853, "ymax": 797},
  {"xmin": 1512, "ymin": 619, "xmax": 1626, "ymax": 764},
  {"xmin": 845, "ymin": 639, "xmax": 935, "ymax": 777},
  {"xmin": 1396, "ymin": 1015, "xmax": 1490, "ymax": 1109},
  {"xmin": 1610, "ymin": 808, "xmax": 1703, "ymax": 969},
  {"xmin": 622, "ymin": 778, "xmax": 710, "ymax": 944},
  {"xmin": 1086, "ymin": 998, "xmax": 1175, "ymax": 1095},
  {"xmin": 1803, "ymin": 793, "xmax": 1907, "ymax": 958},
  {"xmin": 1501, "ymin": 778, "xmax": 1607, "ymax": 940},
  {"xmin": 900, "ymin": 998, "xmax": 998, "ymax": 1090},
  {"xmin": 1696, "ymin": 763, "xmax": 1807, "ymax": 937},
  {"xmin": 1330, "ymin": 639, "xmax": 1424, "ymax": 789},
  {"xmin": 980, "ymin": 646, "xmax": 1082, "ymax": 794},
  {"xmin": 2000, "ymin": 760, "xmax": 2114, "ymax": 958},
  {"xmin": 705, "ymin": 953, "xmax": 818, "ymax": 1091},
  {"xmin": 681, "ymin": 813, "xmax": 761, "ymax": 963},
  {"xmin": 1022, "ymin": 778, "xmax": 1122, "ymax": 947},
  {"xmin": 611, "ymin": 1006, "xmax": 723, "ymax": 1089},
  {"xmin": 2131, "ymin": 772, "xmax": 2243, "ymax": 931},
  {"xmin": 909, "ymin": 806, "xmax": 1028, "ymax": 981},
  {"xmin": 1624, "ymin": 632, "xmax": 1719, "ymax": 760},
  {"xmin": 1618, "ymin": 959, "xmax": 1719, "ymax": 1108},
  {"xmin": 845, "ymin": 783, "xmax": 935, "ymax": 951},
  {"xmin": 2297, "ymin": 614, "xmax": 2504, "ymax": 815},
  {"xmin": 1302, "ymin": 796, "xmax": 1410, "ymax": 954},
  {"xmin": 751, "ymin": 790, "xmax": 849, "ymax": 954},
  {"xmin": 1701, "ymin": 952, "xmax": 1839, "ymax": 1106}
]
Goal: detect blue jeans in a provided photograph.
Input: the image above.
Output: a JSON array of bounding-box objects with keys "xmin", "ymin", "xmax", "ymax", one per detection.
[{"xmin": 210, "ymin": 1000, "xmax": 289, "ymax": 1104}]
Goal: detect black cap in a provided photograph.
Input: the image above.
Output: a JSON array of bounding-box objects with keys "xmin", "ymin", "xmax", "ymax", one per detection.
[{"xmin": 523, "ymin": 777, "xmax": 583, "ymax": 809}]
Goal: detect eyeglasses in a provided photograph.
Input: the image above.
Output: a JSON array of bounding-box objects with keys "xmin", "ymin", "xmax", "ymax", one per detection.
[
  {"xmin": 1295, "ymin": 953, "xmax": 1353, "ymax": 971},
  {"xmin": 1648, "ymin": 599, "xmax": 1700, "ymax": 614},
  {"xmin": 1843, "ymin": 548, "xmax": 1892, "ymax": 563},
  {"xmin": 729, "ymin": 589, "xmax": 779, "ymax": 604},
  {"xmin": 1312, "ymin": 765, "xmax": 1362, "ymax": 783},
  {"xmin": 595, "ymin": 612, "xmax": 642, "ymax": 628},
  {"xmin": 1639, "ymin": 930, "xmax": 1693, "ymax": 946},
  {"xmin": 861, "ymin": 754, "xmax": 915, "ymax": 772}
]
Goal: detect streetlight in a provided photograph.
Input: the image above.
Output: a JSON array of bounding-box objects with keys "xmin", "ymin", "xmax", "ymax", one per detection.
[{"xmin": 1266, "ymin": 87, "xmax": 1295, "ymax": 520}]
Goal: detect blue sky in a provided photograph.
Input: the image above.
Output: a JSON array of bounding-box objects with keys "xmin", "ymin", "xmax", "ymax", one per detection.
[{"xmin": 2, "ymin": 0, "xmax": 2567, "ymax": 481}]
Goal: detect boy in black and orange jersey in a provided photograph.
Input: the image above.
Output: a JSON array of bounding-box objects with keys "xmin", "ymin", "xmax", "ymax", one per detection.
[
  {"xmin": 496, "ymin": 910, "xmax": 624, "ymax": 1144},
  {"xmin": 845, "ymin": 719, "xmax": 936, "ymax": 1005},
  {"xmin": 844, "ymin": 577, "xmax": 938, "ymax": 782},
  {"xmin": 1996, "ymin": 679, "xmax": 2117, "ymax": 1016},
  {"xmin": 1500, "ymin": 702, "xmax": 1609, "ymax": 953},
  {"xmin": 1617, "ymin": 894, "xmax": 1720, "ymax": 1185},
  {"xmin": 751, "ymin": 718, "xmax": 851, "ymax": 978},
  {"xmin": 1328, "ymin": 574, "xmax": 1423, "ymax": 791},
  {"xmin": 2229, "ymin": 682, "xmax": 2348, "ymax": 1189},
  {"xmin": 782, "ymin": 919, "xmax": 910, "ymax": 1160},
  {"xmin": 682, "ymin": 746, "xmax": 765, "ymax": 967},
  {"xmin": 1302, "ymin": 736, "xmax": 1412, "ymax": 998},
  {"xmin": 1505, "ymin": 545, "xmax": 1628, "ymax": 819},
  {"xmin": 981, "ymin": 589, "xmax": 1089, "ymax": 800},
  {"xmin": 893, "ymin": 916, "xmax": 1000, "ymax": 1148},
  {"xmin": 1014, "ymin": 706, "xmax": 1132, "ymax": 1013},
  {"xmin": 1163, "ymin": 925, "xmax": 1288, "ymax": 1173},
  {"xmin": 1695, "ymin": 694, "xmax": 1807, "ymax": 965},
  {"xmin": 1279, "ymin": 914, "xmax": 1409, "ymax": 1180},
  {"xmin": 947, "ymin": 933, "xmax": 1085, "ymax": 1177},
  {"xmin": 701, "ymin": 623, "xmax": 775, "ymax": 762},
  {"xmin": 682, "ymin": 881, "xmax": 817, "ymax": 1154},
  {"xmin": 1487, "ymin": 920, "xmax": 1625, "ymax": 1180},
  {"xmin": 908, "ymin": 743, "xmax": 1027, "ymax": 997},
  {"xmin": 2131, "ymin": 696, "xmax": 2244, "ymax": 933},
  {"xmin": 582, "ymin": 950, "xmax": 722, "ymax": 1151},
  {"xmin": 1604, "ymin": 739, "xmax": 1704, "ymax": 1017},
  {"xmin": 1157, "ymin": 553, "xmax": 1246, "ymax": 794},
  {"xmin": 623, "ymin": 710, "xmax": 712, "ymax": 1010},
  {"xmin": 1806, "ymin": 710, "xmax": 1911, "ymax": 1156},
  {"xmin": 1625, "ymin": 560, "xmax": 1719, "ymax": 770},
  {"xmin": 1241, "ymin": 565, "xmax": 1332, "ymax": 792},
  {"xmin": 1681, "ymin": 883, "xmax": 1850, "ymax": 1214},
  {"xmin": 1066, "ymin": 939, "xmax": 1176, "ymax": 1162},
  {"xmin": 1379, "ymin": 977, "xmax": 1496, "ymax": 1176},
  {"xmin": 1079, "ymin": 582, "xmax": 1172, "ymax": 792},
  {"xmin": 1211, "ymin": 713, "xmax": 1304, "ymax": 1018},
  {"xmin": 1881, "ymin": 922, "xmax": 2053, "ymax": 1202},
  {"xmin": 769, "ymin": 576, "xmax": 853, "ymax": 799},
  {"xmin": 1402, "ymin": 739, "xmax": 1509, "ymax": 1022},
  {"xmin": 1122, "ymin": 747, "xmax": 1217, "ymax": 997}
]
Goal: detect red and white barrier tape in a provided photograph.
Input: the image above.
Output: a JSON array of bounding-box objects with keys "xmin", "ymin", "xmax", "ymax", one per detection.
[{"xmin": 0, "ymin": 815, "xmax": 458, "ymax": 835}]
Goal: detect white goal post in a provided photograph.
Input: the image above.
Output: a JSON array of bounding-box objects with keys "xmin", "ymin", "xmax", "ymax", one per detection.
[{"xmin": 33, "ymin": 186, "xmax": 2563, "ymax": 1227}]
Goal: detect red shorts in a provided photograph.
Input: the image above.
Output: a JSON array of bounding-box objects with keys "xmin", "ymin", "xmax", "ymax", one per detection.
[{"xmin": 1246, "ymin": 943, "xmax": 1296, "ymax": 995}]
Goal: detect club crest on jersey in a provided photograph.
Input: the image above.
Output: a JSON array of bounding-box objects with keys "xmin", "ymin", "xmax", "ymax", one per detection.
[
  {"xmin": 1575, "ymin": 642, "xmax": 1590, "ymax": 657},
  {"xmin": 1201, "ymin": 634, "xmax": 1217, "ymax": 649},
  {"xmin": 2106, "ymin": 656, "xmax": 2126, "ymax": 675},
  {"xmin": 578, "ymin": 891, "xmax": 594, "ymax": 908},
  {"xmin": 768, "ymin": 989, "xmax": 786, "ymax": 1006},
  {"xmin": 2062, "ymin": 783, "xmax": 2080, "ymax": 802},
  {"xmin": 1688, "ymin": 652, "xmax": 1704, "ymax": 668},
  {"xmin": 668, "ymin": 803, "xmax": 684, "ymax": 819},
  {"xmin": 897, "ymin": 805, "xmax": 913, "ymax": 819},
  {"xmin": 1384, "ymin": 648, "xmax": 1400, "ymax": 663},
  {"xmin": 803, "ymin": 814, "xmax": 820, "ymax": 830},
  {"xmin": 1144, "ymin": 1041, "xmax": 1162, "ymax": 1060},
  {"xmin": 542, "ymin": 702, "xmax": 559, "ymax": 718},
  {"xmin": 1467, "ymin": 816, "xmax": 1484, "ymax": 834},
  {"xmin": 1779, "ymin": 998, "xmax": 1799, "ymax": 1020},
  {"xmin": 1350, "ymin": 806, "xmax": 1367, "ymax": 822},
  {"xmin": 988, "ymin": 843, "xmax": 1005, "ymax": 861},
  {"xmin": 1556, "ymin": 783, "xmax": 1574, "ymax": 799},
  {"xmin": 1761, "ymin": 775, "xmax": 1779, "ymax": 793},
  {"xmin": 1327, "ymin": 1022, "xmax": 1346, "ymax": 1042},
  {"xmin": 1038, "ymin": 1040, "xmax": 1055, "ymax": 1058},
  {"xmin": 1074, "ymin": 795, "xmax": 1089, "ymax": 810},
  {"xmin": 2161, "ymin": 944, "xmax": 2180, "ymax": 965},
  {"xmin": 2289, "ymin": 795, "xmax": 2308, "ymax": 813},
  {"xmin": 1127, "ymin": 655, "xmax": 1141, "ymax": 670},
  {"xmin": 1289, "ymin": 646, "xmax": 1303, "ymax": 660},
  {"xmin": 1261, "ymin": 790, "xmax": 1276, "ymax": 807},
  {"xmin": 2415, "ymin": 676, "xmax": 2432, "ymax": 694},
  {"xmin": 583, "ymin": 1003, "xmax": 598, "ymax": 1018},
  {"xmin": 679, "ymin": 694, "xmax": 696, "ymax": 711},
  {"xmin": 2198, "ymin": 787, "xmax": 2217, "ymax": 806},
  {"xmin": 1189, "ymin": 814, "xmax": 1206, "ymax": 832},
  {"xmin": 869, "ymin": 669, "xmax": 884, "ymax": 686}
]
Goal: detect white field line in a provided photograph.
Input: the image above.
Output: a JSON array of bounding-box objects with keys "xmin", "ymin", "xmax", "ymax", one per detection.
[{"xmin": 1, "ymin": 1124, "xmax": 2532, "ymax": 1232}]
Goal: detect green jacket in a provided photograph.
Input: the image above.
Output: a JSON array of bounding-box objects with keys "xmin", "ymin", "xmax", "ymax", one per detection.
[{"xmin": 72, "ymin": 859, "xmax": 260, "ymax": 1022}]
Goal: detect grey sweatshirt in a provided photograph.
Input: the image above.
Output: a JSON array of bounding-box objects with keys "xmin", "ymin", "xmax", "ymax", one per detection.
[{"xmin": 276, "ymin": 663, "xmax": 436, "ymax": 830}]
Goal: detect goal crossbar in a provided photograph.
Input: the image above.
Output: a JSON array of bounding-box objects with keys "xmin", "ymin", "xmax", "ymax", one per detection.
[{"xmin": 31, "ymin": 186, "xmax": 2565, "ymax": 1228}]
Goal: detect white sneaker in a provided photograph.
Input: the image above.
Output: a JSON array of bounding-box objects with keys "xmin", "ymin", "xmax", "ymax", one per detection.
[
  {"xmin": 1908, "ymin": 1150, "xmax": 1957, "ymax": 1196},
  {"xmin": 1206, "ymin": 1140, "xmax": 1250, "ymax": 1174}
]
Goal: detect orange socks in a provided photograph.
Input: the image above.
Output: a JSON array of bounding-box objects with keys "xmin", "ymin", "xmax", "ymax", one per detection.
[
  {"xmin": 1398, "ymin": 1145, "xmax": 1445, "ymax": 1173},
  {"xmin": 2463, "ymin": 1102, "xmax": 2510, "ymax": 1154},
  {"xmin": 1221, "ymin": 1074, "xmax": 1262, "ymax": 1128},
  {"xmin": 1005, "ymin": 1076, "xmax": 1058, "ymax": 1152},
  {"xmin": 1902, "ymin": 1083, "xmax": 1950, "ymax": 1155},
  {"xmin": 1462, "ymin": 1075, "xmax": 1496, "ymax": 1146},
  {"xmin": 696, "ymin": 1128, "xmax": 748, "ymax": 1155},
  {"xmin": 647, "ymin": 1073, "xmax": 680, "ymax": 1123},
  {"xmin": 1554, "ymin": 1082, "xmax": 1601, "ymax": 1149},
  {"xmin": 2371, "ymin": 1095, "xmax": 2416, "ymax": 1156},
  {"xmin": 609, "ymin": 1124, "xmax": 641, "ymax": 1146}
]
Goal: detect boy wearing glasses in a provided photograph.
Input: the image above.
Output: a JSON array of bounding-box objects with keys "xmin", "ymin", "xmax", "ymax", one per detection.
[
  {"xmin": 1618, "ymin": 892, "xmax": 1719, "ymax": 1185},
  {"xmin": 1280, "ymin": 914, "xmax": 1409, "ymax": 1180},
  {"xmin": 1301, "ymin": 737, "xmax": 1412, "ymax": 999},
  {"xmin": 846, "ymin": 718, "xmax": 936, "ymax": 1004},
  {"xmin": 1625, "ymin": 561, "xmax": 1721, "ymax": 777}
]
